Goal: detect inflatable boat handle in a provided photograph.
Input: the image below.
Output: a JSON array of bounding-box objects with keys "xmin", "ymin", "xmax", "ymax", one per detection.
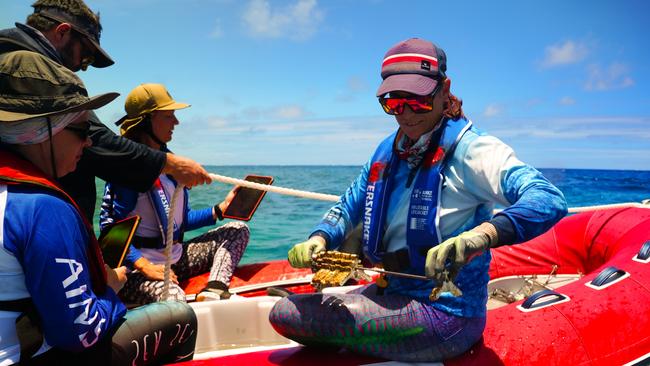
[
  {"xmin": 638, "ymin": 241, "xmax": 650, "ymax": 261},
  {"xmin": 591, "ymin": 266, "xmax": 627, "ymax": 287},
  {"xmin": 521, "ymin": 289, "xmax": 567, "ymax": 309}
]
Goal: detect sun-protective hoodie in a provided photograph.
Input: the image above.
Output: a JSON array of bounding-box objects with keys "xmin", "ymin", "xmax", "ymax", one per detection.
[
  {"xmin": 312, "ymin": 117, "xmax": 568, "ymax": 317},
  {"xmin": 0, "ymin": 151, "xmax": 126, "ymax": 364}
]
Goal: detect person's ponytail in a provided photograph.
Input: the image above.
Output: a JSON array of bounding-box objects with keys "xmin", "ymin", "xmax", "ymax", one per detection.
[{"xmin": 443, "ymin": 93, "xmax": 465, "ymax": 121}]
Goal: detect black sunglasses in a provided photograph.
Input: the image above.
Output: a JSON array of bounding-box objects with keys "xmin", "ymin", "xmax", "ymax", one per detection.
[
  {"xmin": 71, "ymin": 30, "xmax": 96, "ymax": 71},
  {"xmin": 64, "ymin": 121, "xmax": 91, "ymax": 140}
]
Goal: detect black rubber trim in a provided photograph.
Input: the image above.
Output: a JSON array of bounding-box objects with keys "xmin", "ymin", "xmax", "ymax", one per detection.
[
  {"xmin": 638, "ymin": 241, "xmax": 650, "ymax": 260},
  {"xmin": 591, "ymin": 266, "xmax": 626, "ymax": 287},
  {"xmin": 0, "ymin": 298, "xmax": 32, "ymax": 312},
  {"xmin": 521, "ymin": 289, "xmax": 567, "ymax": 309}
]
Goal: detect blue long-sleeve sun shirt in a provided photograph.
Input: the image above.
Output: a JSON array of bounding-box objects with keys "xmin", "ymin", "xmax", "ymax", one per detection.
[
  {"xmin": 311, "ymin": 125, "xmax": 568, "ymax": 317},
  {"xmin": 99, "ymin": 175, "xmax": 215, "ymax": 267},
  {"xmin": 0, "ymin": 184, "xmax": 126, "ymax": 362}
]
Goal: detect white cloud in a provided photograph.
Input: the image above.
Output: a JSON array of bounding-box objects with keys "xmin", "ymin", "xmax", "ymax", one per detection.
[
  {"xmin": 346, "ymin": 76, "xmax": 367, "ymax": 92},
  {"xmin": 241, "ymin": 107, "xmax": 262, "ymax": 120},
  {"xmin": 559, "ymin": 96, "xmax": 575, "ymax": 105},
  {"xmin": 242, "ymin": 0, "xmax": 324, "ymax": 41},
  {"xmin": 207, "ymin": 116, "xmax": 230, "ymax": 129},
  {"xmin": 274, "ymin": 105, "xmax": 306, "ymax": 119},
  {"xmin": 483, "ymin": 104, "xmax": 503, "ymax": 118},
  {"xmin": 237, "ymin": 105, "xmax": 308, "ymax": 121},
  {"xmin": 210, "ymin": 19, "xmax": 223, "ymax": 38},
  {"xmin": 263, "ymin": 129, "xmax": 386, "ymax": 144},
  {"xmin": 543, "ymin": 116, "xmax": 646, "ymax": 125},
  {"xmin": 539, "ymin": 147, "xmax": 650, "ymax": 158},
  {"xmin": 524, "ymin": 128, "xmax": 650, "ymax": 139},
  {"xmin": 584, "ymin": 62, "xmax": 635, "ymax": 91},
  {"xmin": 525, "ymin": 98, "xmax": 543, "ymax": 108},
  {"xmin": 174, "ymin": 110, "xmax": 649, "ymax": 168},
  {"xmin": 541, "ymin": 40, "xmax": 588, "ymax": 68},
  {"xmin": 186, "ymin": 110, "xmax": 391, "ymax": 139},
  {"xmin": 483, "ymin": 116, "xmax": 650, "ymax": 139},
  {"xmin": 335, "ymin": 76, "xmax": 368, "ymax": 103}
]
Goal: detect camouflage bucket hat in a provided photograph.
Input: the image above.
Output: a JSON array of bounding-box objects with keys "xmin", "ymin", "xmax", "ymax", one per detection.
[{"xmin": 0, "ymin": 51, "xmax": 118, "ymax": 122}]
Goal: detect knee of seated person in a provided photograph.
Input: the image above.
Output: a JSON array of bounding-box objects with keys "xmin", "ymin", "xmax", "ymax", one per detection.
[
  {"xmin": 226, "ymin": 221, "xmax": 249, "ymax": 232},
  {"xmin": 143, "ymin": 301, "xmax": 197, "ymax": 327},
  {"xmin": 162, "ymin": 301, "xmax": 196, "ymax": 319}
]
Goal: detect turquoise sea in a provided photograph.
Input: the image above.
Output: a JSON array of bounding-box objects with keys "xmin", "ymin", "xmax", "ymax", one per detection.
[{"xmin": 95, "ymin": 167, "xmax": 650, "ymax": 265}]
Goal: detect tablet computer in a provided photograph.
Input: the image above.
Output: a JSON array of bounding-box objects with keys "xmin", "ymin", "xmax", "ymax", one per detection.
[
  {"xmin": 98, "ymin": 215, "xmax": 141, "ymax": 268},
  {"xmin": 223, "ymin": 175, "xmax": 273, "ymax": 221}
]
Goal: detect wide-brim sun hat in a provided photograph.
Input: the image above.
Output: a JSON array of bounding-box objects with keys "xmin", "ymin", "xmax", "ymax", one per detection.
[
  {"xmin": 0, "ymin": 93, "xmax": 118, "ymax": 122},
  {"xmin": 116, "ymin": 83, "xmax": 190, "ymax": 136},
  {"xmin": 0, "ymin": 51, "xmax": 118, "ymax": 122},
  {"xmin": 376, "ymin": 38, "xmax": 448, "ymax": 97}
]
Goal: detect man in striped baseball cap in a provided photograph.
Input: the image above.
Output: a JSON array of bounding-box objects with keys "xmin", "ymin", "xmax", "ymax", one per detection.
[{"xmin": 377, "ymin": 38, "xmax": 447, "ymax": 97}]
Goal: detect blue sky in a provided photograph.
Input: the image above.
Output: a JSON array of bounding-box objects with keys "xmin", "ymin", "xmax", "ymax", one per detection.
[{"xmin": 3, "ymin": 0, "xmax": 649, "ymax": 169}]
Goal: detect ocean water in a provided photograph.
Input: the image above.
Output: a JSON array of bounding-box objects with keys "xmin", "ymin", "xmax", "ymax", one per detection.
[{"xmin": 95, "ymin": 167, "xmax": 650, "ymax": 265}]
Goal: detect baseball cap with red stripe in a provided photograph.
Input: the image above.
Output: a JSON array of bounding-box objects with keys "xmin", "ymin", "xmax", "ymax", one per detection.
[{"xmin": 376, "ymin": 38, "xmax": 447, "ymax": 97}]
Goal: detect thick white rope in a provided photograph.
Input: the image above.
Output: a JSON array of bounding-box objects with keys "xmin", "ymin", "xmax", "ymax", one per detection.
[
  {"xmin": 493, "ymin": 201, "xmax": 650, "ymax": 215},
  {"xmin": 567, "ymin": 201, "xmax": 650, "ymax": 213},
  {"xmin": 209, "ymin": 173, "xmax": 650, "ymax": 212},
  {"xmin": 159, "ymin": 173, "xmax": 648, "ymax": 296},
  {"xmin": 162, "ymin": 185, "xmax": 184, "ymax": 300},
  {"xmin": 209, "ymin": 173, "xmax": 340, "ymax": 202}
]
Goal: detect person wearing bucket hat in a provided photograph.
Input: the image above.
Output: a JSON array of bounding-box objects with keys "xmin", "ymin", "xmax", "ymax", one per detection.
[
  {"xmin": 270, "ymin": 38, "xmax": 568, "ymax": 362},
  {"xmin": 100, "ymin": 83, "xmax": 250, "ymax": 304},
  {"xmin": 0, "ymin": 53, "xmax": 197, "ymax": 365},
  {"xmin": 0, "ymin": 0, "xmax": 212, "ymax": 222}
]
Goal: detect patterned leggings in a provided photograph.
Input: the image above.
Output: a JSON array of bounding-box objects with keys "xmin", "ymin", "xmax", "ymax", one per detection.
[
  {"xmin": 121, "ymin": 222, "xmax": 250, "ymax": 305},
  {"xmin": 31, "ymin": 301, "xmax": 197, "ymax": 365},
  {"xmin": 269, "ymin": 284, "xmax": 485, "ymax": 362}
]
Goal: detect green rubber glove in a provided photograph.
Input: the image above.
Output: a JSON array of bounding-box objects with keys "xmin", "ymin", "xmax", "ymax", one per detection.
[
  {"xmin": 425, "ymin": 224, "xmax": 496, "ymax": 281},
  {"xmin": 287, "ymin": 238, "xmax": 326, "ymax": 268}
]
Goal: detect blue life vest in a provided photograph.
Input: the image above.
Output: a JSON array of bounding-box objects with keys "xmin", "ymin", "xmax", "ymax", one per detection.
[
  {"xmin": 362, "ymin": 118, "xmax": 472, "ymax": 272},
  {"xmin": 148, "ymin": 175, "xmax": 188, "ymax": 244}
]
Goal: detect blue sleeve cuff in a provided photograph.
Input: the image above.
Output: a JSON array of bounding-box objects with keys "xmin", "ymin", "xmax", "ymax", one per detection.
[
  {"xmin": 499, "ymin": 165, "xmax": 568, "ymax": 243},
  {"xmin": 99, "ymin": 287, "xmax": 128, "ymax": 319},
  {"xmin": 125, "ymin": 246, "xmax": 143, "ymax": 268},
  {"xmin": 309, "ymin": 230, "xmax": 331, "ymax": 246},
  {"xmin": 489, "ymin": 214, "xmax": 517, "ymax": 246},
  {"xmin": 186, "ymin": 207, "xmax": 216, "ymax": 231}
]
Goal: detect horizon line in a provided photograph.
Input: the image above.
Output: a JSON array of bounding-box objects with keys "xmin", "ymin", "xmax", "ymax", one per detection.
[{"xmin": 200, "ymin": 165, "xmax": 650, "ymax": 172}]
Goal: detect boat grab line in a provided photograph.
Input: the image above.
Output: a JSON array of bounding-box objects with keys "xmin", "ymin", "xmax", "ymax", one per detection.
[{"xmin": 229, "ymin": 276, "xmax": 314, "ymax": 294}]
